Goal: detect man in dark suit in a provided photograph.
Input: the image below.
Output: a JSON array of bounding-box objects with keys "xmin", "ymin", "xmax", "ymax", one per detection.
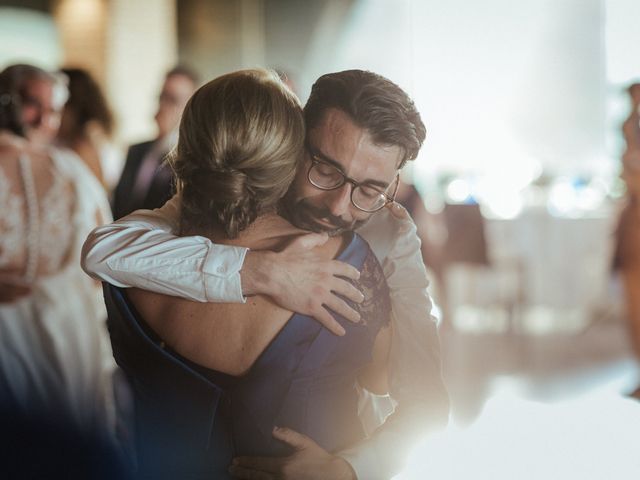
[{"xmin": 112, "ymin": 66, "xmax": 198, "ymax": 219}]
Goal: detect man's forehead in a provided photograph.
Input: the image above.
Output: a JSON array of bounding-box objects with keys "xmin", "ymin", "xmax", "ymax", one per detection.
[
  {"xmin": 25, "ymin": 77, "xmax": 68, "ymax": 109},
  {"xmin": 308, "ymin": 109, "xmax": 404, "ymax": 175},
  {"xmin": 311, "ymin": 107, "xmax": 355, "ymax": 135},
  {"xmin": 23, "ymin": 77, "xmax": 52, "ymax": 95}
]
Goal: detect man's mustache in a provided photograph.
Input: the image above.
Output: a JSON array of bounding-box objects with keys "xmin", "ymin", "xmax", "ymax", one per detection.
[{"xmin": 299, "ymin": 202, "xmax": 352, "ymax": 230}]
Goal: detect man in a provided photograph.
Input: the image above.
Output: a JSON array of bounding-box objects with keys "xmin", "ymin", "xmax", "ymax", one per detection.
[
  {"xmin": 111, "ymin": 66, "xmax": 198, "ymax": 219},
  {"xmin": 10, "ymin": 64, "xmax": 67, "ymax": 146},
  {"xmin": 83, "ymin": 70, "xmax": 449, "ymax": 479}
]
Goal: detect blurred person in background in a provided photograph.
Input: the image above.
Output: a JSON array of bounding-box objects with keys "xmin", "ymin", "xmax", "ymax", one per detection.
[
  {"xmin": 111, "ymin": 65, "xmax": 199, "ymax": 219},
  {"xmin": 614, "ymin": 82, "xmax": 640, "ymax": 399},
  {"xmin": 0, "ymin": 64, "xmax": 116, "ymax": 433},
  {"xmin": 57, "ymin": 67, "xmax": 120, "ymax": 190},
  {"xmin": 395, "ymin": 178, "xmax": 444, "ymax": 282}
]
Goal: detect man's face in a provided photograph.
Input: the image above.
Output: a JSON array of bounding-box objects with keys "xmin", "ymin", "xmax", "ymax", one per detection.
[
  {"xmin": 20, "ymin": 78, "xmax": 62, "ymax": 145},
  {"xmin": 154, "ymin": 74, "xmax": 195, "ymax": 139},
  {"xmin": 284, "ymin": 108, "xmax": 403, "ymax": 235}
]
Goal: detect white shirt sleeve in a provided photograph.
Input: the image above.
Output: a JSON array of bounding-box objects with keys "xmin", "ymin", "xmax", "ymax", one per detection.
[
  {"xmin": 81, "ymin": 194, "xmax": 248, "ymax": 303},
  {"xmin": 339, "ymin": 206, "xmax": 450, "ymax": 480}
]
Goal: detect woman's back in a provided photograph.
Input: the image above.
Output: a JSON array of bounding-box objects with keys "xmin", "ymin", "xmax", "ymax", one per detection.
[{"xmin": 128, "ymin": 215, "xmax": 348, "ymax": 373}]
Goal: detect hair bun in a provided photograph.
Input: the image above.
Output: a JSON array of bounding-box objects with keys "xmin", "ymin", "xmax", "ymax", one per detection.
[
  {"xmin": 170, "ymin": 69, "xmax": 305, "ymax": 238},
  {"xmin": 182, "ymin": 167, "xmax": 258, "ymax": 238},
  {"xmin": 190, "ymin": 168, "xmax": 252, "ymax": 204}
]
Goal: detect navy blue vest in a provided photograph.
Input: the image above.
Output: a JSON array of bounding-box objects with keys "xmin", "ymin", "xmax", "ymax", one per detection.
[{"xmin": 105, "ymin": 233, "xmax": 390, "ymax": 479}]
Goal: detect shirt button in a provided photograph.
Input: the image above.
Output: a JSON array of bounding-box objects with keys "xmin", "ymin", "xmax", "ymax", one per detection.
[{"xmin": 217, "ymin": 266, "xmax": 226, "ymax": 274}]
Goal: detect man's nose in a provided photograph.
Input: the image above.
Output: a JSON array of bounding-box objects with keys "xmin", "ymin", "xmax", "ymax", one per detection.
[
  {"xmin": 32, "ymin": 109, "xmax": 44, "ymax": 128},
  {"xmin": 325, "ymin": 183, "xmax": 352, "ymax": 218}
]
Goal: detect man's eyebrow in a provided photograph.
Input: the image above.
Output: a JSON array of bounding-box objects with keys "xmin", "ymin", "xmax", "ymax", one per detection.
[{"xmin": 309, "ymin": 144, "xmax": 391, "ymax": 190}]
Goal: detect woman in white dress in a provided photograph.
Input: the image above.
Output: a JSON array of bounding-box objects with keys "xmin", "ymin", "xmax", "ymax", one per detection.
[
  {"xmin": 0, "ymin": 64, "xmax": 115, "ymax": 432},
  {"xmin": 57, "ymin": 67, "xmax": 122, "ymax": 191}
]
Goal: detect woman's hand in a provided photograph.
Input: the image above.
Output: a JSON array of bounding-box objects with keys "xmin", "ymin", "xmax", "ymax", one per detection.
[
  {"xmin": 0, "ymin": 275, "xmax": 32, "ymax": 303},
  {"xmin": 229, "ymin": 427, "xmax": 357, "ymax": 480}
]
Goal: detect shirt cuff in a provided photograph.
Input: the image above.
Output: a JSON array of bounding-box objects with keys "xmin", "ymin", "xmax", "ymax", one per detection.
[
  {"xmin": 201, "ymin": 244, "xmax": 248, "ymax": 303},
  {"xmin": 338, "ymin": 444, "xmax": 380, "ymax": 480}
]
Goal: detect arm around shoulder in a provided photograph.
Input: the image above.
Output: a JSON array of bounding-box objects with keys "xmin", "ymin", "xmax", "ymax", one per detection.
[
  {"xmin": 81, "ymin": 195, "xmax": 180, "ymax": 280},
  {"xmin": 81, "ymin": 195, "xmax": 248, "ymax": 303}
]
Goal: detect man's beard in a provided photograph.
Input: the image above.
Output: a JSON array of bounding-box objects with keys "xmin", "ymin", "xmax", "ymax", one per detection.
[
  {"xmin": 279, "ymin": 194, "xmax": 368, "ymax": 236},
  {"xmin": 26, "ymin": 128, "xmax": 54, "ymax": 147}
]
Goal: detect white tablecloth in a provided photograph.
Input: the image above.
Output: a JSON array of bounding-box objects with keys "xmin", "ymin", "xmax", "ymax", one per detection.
[
  {"xmin": 485, "ymin": 206, "xmax": 617, "ymax": 310},
  {"xmin": 443, "ymin": 203, "xmax": 620, "ymax": 331}
]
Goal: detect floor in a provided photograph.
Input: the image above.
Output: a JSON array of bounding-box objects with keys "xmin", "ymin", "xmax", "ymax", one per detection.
[
  {"xmin": 394, "ymin": 301, "xmax": 640, "ymax": 479},
  {"xmin": 443, "ymin": 306, "xmax": 637, "ymax": 423}
]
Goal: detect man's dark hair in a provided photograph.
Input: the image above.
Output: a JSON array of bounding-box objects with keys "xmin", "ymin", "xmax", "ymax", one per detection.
[
  {"xmin": 303, "ymin": 69, "xmax": 426, "ymax": 167},
  {"xmin": 0, "ymin": 66, "xmax": 24, "ymax": 136},
  {"xmin": 166, "ymin": 65, "xmax": 200, "ymax": 87}
]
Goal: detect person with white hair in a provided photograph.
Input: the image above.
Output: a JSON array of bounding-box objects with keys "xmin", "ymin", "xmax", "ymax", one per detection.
[{"xmin": 0, "ymin": 64, "xmax": 116, "ymax": 433}]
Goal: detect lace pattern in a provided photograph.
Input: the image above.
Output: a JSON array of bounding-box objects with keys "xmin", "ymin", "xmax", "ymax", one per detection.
[
  {"xmin": 0, "ymin": 153, "xmax": 75, "ymax": 280},
  {"xmin": 352, "ymin": 248, "xmax": 391, "ymax": 327},
  {"xmin": 0, "ymin": 171, "xmax": 25, "ymax": 269},
  {"xmin": 39, "ymin": 166, "xmax": 75, "ymax": 272}
]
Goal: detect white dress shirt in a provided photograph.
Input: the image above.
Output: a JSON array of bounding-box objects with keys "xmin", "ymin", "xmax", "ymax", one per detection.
[{"xmin": 82, "ymin": 195, "xmax": 449, "ymax": 480}]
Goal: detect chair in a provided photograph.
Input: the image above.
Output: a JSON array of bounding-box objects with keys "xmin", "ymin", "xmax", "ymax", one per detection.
[{"xmin": 440, "ymin": 203, "xmax": 524, "ymax": 333}]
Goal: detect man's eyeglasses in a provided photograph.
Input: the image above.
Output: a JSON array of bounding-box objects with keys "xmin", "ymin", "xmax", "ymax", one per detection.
[{"xmin": 305, "ymin": 143, "xmax": 399, "ymax": 213}]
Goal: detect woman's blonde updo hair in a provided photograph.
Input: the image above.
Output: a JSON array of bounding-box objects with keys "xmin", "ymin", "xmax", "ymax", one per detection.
[{"xmin": 170, "ymin": 68, "xmax": 304, "ymax": 238}]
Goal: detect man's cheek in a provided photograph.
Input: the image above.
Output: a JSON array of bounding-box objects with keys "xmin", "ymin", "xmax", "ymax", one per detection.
[{"xmin": 21, "ymin": 107, "xmax": 38, "ymax": 127}]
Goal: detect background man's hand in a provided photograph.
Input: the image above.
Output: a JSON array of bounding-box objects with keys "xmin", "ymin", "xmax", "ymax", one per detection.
[
  {"xmin": 241, "ymin": 233, "xmax": 364, "ymax": 336},
  {"xmin": 229, "ymin": 426, "xmax": 357, "ymax": 480}
]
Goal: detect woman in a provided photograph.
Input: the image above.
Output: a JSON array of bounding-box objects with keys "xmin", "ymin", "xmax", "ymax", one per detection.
[
  {"xmin": 57, "ymin": 67, "xmax": 119, "ymax": 189},
  {"xmin": 0, "ymin": 64, "xmax": 115, "ymax": 432},
  {"xmin": 104, "ymin": 69, "xmax": 392, "ymax": 478}
]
